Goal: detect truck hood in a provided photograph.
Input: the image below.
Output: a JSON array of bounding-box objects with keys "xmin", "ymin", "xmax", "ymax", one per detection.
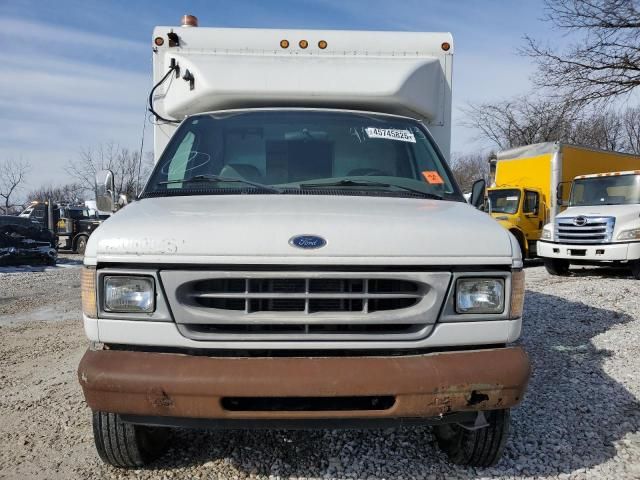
[{"xmin": 85, "ymin": 195, "xmax": 515, "ymax": 266}]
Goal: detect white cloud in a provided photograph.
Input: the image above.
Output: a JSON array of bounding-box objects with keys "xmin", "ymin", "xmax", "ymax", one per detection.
[
  {"xmin": 0, "ymin": 16, "xmax": 147, "ymax": 54},
  {"xmin": 1, "ymin": 20, "xmax": 150, "ymax": 192}
]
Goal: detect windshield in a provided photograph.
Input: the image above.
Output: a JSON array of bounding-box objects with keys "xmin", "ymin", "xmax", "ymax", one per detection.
[
  {"xmin": 143, "ymin": 110, "xmax": 462, "ymax": 200},
  {"xmin": 488, "ymin": 189, "xmax": 521, "ymax": 214},
  {"xmin": 570, "ymin": 174, "xmax": 640, "ymax": 206},
  {"xmin": 67, "ymin": 208, "xmax": 91, "ymax": 220}
]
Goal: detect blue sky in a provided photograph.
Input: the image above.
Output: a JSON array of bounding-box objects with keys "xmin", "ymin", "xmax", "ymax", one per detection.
[{"xmin": 1, "ymin": 0, "xmax": 561, "ymax": 191}]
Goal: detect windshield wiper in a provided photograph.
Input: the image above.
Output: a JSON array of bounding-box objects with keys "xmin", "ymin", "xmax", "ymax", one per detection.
[
  {"xmin": 299, "ymin": 179, "xmax": 442, "ymax": 199},
  {"xmin": 158, "ymin": 174, "xmax": 281, "ymax": 193}
]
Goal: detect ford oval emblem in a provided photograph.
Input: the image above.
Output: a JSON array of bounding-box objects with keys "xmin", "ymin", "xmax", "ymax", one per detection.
[{"xmin": 289, "ymin": 235, "xmax": 327, "ymax": 249}]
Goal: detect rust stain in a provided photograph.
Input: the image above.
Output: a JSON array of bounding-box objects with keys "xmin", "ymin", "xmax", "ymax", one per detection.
[
  {"xmin": 147, "ymin": 388, "xmax": 174, "ymax": 409},
  {"xmin": 77, "ymin": 347, "xmax": 530, "ymax": 420}
]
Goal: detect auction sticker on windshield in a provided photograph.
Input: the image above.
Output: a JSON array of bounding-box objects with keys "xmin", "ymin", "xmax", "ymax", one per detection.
[
  {"xmin": 422, "ymin": 171, "xmax": 444, "ymax": 184},
  {"xmin": 365, "ymin": 127, "xmax": 416, "ymax": 143}
]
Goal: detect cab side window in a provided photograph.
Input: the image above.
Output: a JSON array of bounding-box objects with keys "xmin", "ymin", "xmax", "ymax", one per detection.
[{"xmin": 523, "ymin": 191, "xmax": 539, "ymax": 215}]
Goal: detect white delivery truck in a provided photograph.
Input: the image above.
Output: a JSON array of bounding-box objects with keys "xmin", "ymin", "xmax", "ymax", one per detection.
[
  {"xmin": 78, "ymin": 16, "xmax": 529, "ymax": 469},
  {"xmin": 538, "ymin": 170, "xmax": 640, "ymax": 277}
]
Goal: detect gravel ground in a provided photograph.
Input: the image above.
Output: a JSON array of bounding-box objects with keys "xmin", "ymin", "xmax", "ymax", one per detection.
[{"xmin": 0, "ymin": 262, "xmax": 639, "ymax": 479}]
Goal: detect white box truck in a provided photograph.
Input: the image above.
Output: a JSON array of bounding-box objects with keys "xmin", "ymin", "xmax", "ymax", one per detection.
[
  {"xmin": 538, "ymin": 170, "xmax": 640, "ymax": 277},
  {"xmin": 78, "ymin": 16, "xmax": 529, "ymax": 469}
]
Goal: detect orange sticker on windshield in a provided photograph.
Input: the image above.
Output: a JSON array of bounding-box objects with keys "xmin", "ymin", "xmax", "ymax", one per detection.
[{"xmin": 422, "ymin": 171, "xmax": 444, "ymax": 184}]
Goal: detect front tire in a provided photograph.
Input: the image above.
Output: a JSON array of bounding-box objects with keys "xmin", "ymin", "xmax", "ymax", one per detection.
[
  {"xmin": 75, "ymin": 235, "xmax": 88, "ymax": 255},
  {"xmin": 631, "ymin": 261, "xmax": 640, "ymax": 279},
  {"xmin": 544, "ymin": 258, "xmax": 570, "ymax": 276},
  {"xmin": 92, "ymin": 411, "xmax": 170, "ymax": 468},
  {"xmin": 434, "ymin": 409, "xmax": 510, "ymax": 467}
]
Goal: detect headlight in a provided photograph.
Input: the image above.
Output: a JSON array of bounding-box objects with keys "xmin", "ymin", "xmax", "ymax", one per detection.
[
  {"xmin": 104, "ymin": 276, "xmax": 155, "ymax": 313},
  {"xmin": 617, "ymin": 228, "xmax": 640, "ymax": 240},
  {"xmin": 541, "ymin": 226, "xmax": 552, "ymax": 240},
  {"xmin": 456, "ymin": 278, "xmax": 505, "ymax": 314}
]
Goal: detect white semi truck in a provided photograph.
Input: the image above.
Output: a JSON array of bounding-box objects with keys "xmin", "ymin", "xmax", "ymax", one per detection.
[
  {"xmin": 538, "ymin": 170, "xmax": 640, "ymax": 277},
  {"xmin": 78, "ymin": 16, "xmax": 529, "ymax": 469}
]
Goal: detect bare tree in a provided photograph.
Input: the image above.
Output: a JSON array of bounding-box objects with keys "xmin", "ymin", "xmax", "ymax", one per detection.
[
  {"xmin": 0, "ymin": 159, "xmax": 30, "ymax": 214},
  {"xmin": 464, "ymin": 93, "xmax": 640, "ymax": 154},
  {"xmin": 449, "ymin": 152, "xmax": 491, "ymax": 192},
  {"xmin": 26, "ymin": 182, "xmax": 86, "ymax": 204},
  {"xmin": 462, "ymin": 96, "xmax": 580, "ymax": 149},
  {"xmin": 66, "ymin": 142, "xmax": 152, "ymax": 199},
  {"xmin": 621, "ymin": 106, "xmax": 640, "ymax": 154},
  {"xmin": 523, "ymin": 0, "xmax": 640, "ymax": 103},
  {"xmin": 569, "ymin": 109, "xmax": 626, "ymax": 151}
]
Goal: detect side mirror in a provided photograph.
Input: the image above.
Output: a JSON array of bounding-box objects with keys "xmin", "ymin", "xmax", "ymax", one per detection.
[
  {"xmin": 95, "ymin": 170, "xmax": 116, "ymax": 213},
  {"xmin": 556, "ymin": 181, "xmax": 571, "ymax": 207},
  {"xmin": 470, "ymin": 178, "xmax": 486, "ymax": 209},
  {"xmin": 556, "ymin": 183, "xmax": 563, "ymax": 207}
]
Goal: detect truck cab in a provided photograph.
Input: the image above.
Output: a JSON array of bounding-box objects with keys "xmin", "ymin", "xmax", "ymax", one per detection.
[
  {"xmin": 538, "ymin": 170, "xmax": 640, "ymax": 277},
  {"xmin": 20, "ymin": 202, "xmax": 101, "ymax": 254},
  {"xmin": 488, "ymin": 186, "xmax": 546, "ymax": 258},
  {"xmin": 486, "ymin": 142, "xmax": 640, "ymax": 260},
  {"xmin": 77, "ymin": 19, "xmax": 529, "ymax": 469}
]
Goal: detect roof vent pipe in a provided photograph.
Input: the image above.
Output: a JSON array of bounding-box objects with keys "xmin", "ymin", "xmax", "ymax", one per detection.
[{"xmin": 181, "ymin": 15, "xmax": 198, "ymax": 27}]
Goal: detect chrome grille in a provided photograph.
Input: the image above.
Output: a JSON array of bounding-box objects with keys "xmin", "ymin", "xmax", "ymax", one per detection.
[
  {"xmin": 190, "ymin": 277, "xmax": 420, "ymax": 313},
  {"xmin": 555, "ymin": 216, "xmax": 615, "ymax": 244},
  {"xmin": 159, "ymin": 271, "xmax": 451, "ymax": 342}
]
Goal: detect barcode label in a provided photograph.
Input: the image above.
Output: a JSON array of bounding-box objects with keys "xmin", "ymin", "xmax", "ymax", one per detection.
[{"xmin": 365, "ymin": 127, "xmax": 416, "ymax": 143}]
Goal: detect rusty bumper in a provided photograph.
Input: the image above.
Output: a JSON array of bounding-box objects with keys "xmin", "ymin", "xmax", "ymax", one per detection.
[{"xmin": 78, "ymin": 347, "xmax": 530, "ymax": 422}]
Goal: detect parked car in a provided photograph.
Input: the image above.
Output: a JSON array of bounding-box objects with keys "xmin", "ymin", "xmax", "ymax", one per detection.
[{"xmin": 0, "ymin": 215, "xmax": 57, "ymax": 265}]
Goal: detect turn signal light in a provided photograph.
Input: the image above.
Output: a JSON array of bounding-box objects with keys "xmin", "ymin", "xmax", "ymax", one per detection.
[
  {"xmin": 509, "ymin": 270, "xmax": 525, "ymax": 319},
  {"xmin": 81, "ymin": 267, "xmax": 98, "ymax": 319}
]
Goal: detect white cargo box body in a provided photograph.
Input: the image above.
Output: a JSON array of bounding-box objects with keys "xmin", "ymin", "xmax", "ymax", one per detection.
[{"xmin": 151, "ymin": 27, "xmax": 453, "ymax": 161}]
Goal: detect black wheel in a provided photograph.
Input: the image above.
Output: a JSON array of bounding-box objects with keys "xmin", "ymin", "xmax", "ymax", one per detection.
[
  {"xmin": 631, "ymin": 261, "xmax": 640, "ymax": 279},
  {"xmin": 544, "ymin": 258, "xmax": 570, "ymax": 276},
  {"xmin": 92, "ymin": 411, "xmax": 170, "ymax": 468},
  {"xmin": 434, "ymin": 409, "xmax": 510, "ymax": 467},
  {"xmin": 75, "ymin": 236, "xmax": 88, "ymax": 255}
]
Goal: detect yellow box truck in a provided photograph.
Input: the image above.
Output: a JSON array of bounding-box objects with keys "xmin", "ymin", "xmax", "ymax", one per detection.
[{"xmin": 487, "ymin": 142, "xmax": 640, "ymax": 258}]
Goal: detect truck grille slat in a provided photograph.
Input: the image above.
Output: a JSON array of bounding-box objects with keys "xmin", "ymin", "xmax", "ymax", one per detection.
[
  {"xmin": 555, "ymin": 216, "xmax": 615, "ymax": 244},
  {"xmin": 161, "ymin": 271, "xmax": 451, "ymax": 342},
  {"xmin": 192, "ymin": 292, "xmax": 423, "ymax": 299},
  {"xmin": 189, "ymin": 278, "xmax": 422, "ymax": 314}
]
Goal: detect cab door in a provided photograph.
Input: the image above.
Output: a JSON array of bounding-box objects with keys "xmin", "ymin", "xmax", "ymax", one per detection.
[{"xmin": 521, "ymin": 190, "xmax": 544, "ymax": 253}]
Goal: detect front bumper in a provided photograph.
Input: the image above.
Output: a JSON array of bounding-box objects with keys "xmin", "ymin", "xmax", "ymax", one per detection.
[
  {"xmin": 538, "ymin": 240, "xmax": 640, "ymax": 261},
  {"xmin": 78, "ymin": 347, "xmax": 530, "ymax": 423}
]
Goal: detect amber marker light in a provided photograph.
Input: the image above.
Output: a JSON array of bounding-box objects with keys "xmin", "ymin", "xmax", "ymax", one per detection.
[
  {"xmin": 441, "ymin": 42, "xmax": 451, "ymax": 51},
  {"xmin": 280, "ymin": 39, "xmax": 290, "ymax": 49},
  {"xmin": 154, "ymin": 36, "xmax": 165, "ymax": 46},
  {"xmin": 509, "ymin": 270, "xmax": 525, "ymax": 319},
  {"xmin": 81, "ymin": 267, "xmax": 98, "ymax": 319},
  {"xmin": 299, "ymin": 39, "xmax": 308, "ymax": 49},
  {"xmin": 318, "ymin": 40, "xmax": 328, "ymax": 49}
]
